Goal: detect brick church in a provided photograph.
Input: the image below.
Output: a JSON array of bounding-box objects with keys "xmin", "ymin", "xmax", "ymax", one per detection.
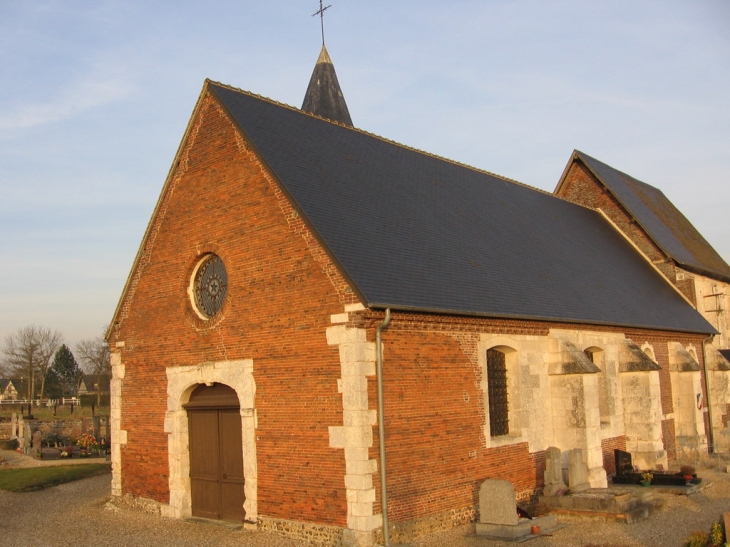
[{"xmin": 107, "ymin": 44, "xmax": 730, "ymax": 546}]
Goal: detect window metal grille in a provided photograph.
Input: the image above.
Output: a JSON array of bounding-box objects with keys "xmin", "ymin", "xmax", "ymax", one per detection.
[{"xmin": 487, "ymin": 348, "xmax": 509, "ymax": 437}]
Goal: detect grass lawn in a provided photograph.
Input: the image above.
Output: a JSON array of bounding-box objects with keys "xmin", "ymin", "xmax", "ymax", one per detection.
[{"xmin": 0, "ymin": 463, "xmax": 110, "ymax": 492}]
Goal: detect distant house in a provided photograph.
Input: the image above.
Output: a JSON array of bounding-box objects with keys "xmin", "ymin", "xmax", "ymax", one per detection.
[
  {"xmin": 78, "ymin": 374, "xmax": 111, "ymax": 397},
  {"xmin": 0, "ymin": 379, "xmax": 26, "ymax": 401}
]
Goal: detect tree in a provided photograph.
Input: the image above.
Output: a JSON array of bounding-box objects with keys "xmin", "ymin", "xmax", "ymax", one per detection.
[
  {"xmin": 50, "ymin": 344, "xmax": 83, "ymax": 397},
  {"xmin": 44, "ymin": 368, "xmax": 63, "ymax": 399},
  {"xmin": 1, "ymin": 325, "xmax": 63, "ymax": 400},
  {"xmin": 75, "ymin": 328, "xmax": 110, "ymax": 407}
]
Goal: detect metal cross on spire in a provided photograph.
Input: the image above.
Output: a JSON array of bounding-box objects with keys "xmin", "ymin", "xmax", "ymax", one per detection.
[{"xmin": 312, "ymin": 0, "xmax": 332, "ymax": 46}]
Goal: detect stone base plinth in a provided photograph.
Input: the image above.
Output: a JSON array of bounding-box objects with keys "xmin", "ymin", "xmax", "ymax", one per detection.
[{"xmin": 476, "ymin": 515, "xmax": 557, "ymax": 539}]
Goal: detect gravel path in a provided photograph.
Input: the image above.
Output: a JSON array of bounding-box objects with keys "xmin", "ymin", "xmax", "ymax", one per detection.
[{"xmin": 0, "ymin": 451, "xmax": 728, "ymax": 547}]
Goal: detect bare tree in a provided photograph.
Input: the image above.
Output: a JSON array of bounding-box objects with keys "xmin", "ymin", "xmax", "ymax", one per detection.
[
  {"xmin": 1, "ymin": 325, "xmax": 64, "ymax": 400},
  {"xmin": 75, "ymin": 327, "xmax": 111, "ymax": 407}
]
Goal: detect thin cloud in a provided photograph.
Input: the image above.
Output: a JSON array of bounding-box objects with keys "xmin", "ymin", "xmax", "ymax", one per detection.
[{"xmin": 0, "ymin": 63, "xmax": 134, "ymax": 131}]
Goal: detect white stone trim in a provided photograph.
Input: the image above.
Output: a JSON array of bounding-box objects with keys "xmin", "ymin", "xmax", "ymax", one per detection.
[
  {"xmin": 326, "ymin": 318, "xmax": 381, "ymax": 538},
  {"xmin": 110, "ymin": 351, "xmax": 126, "ymax": 498},
  {"xmin": 163, "ymin": 359, "xmax": 257, "ymax": 526}
]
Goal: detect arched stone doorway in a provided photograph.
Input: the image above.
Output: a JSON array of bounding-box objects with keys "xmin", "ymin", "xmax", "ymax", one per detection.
[{"xmin": 183, "ymin": 383, "xmax": 245, "ymax": 522}]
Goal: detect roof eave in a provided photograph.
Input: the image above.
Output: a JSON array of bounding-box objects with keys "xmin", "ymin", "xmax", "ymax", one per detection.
[
  {"xmin": 672, "ymin": 261, "xmax": 730, "ymax": 285},
  {"xmin": 365, "ymin": 302, "xmax": 718, "ymax": 336}
]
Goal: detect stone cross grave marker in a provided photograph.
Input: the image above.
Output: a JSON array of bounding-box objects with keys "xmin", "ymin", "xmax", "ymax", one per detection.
[
  {"xmin": 568, "ymin": 448, "xmax": 590, "ymax": 492},
  {"xmin": 32, "ymin": 430, "xmax": 42, "ymax": 453},
  {"xmin": 543, "ymin": 446, "xmax": 567, "ymax": 496}
]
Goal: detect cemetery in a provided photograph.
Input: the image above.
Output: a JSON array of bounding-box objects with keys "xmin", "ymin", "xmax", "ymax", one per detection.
[
  {"xmin": 611, "ymin": 448, "xmax": 701, "ymax": 487},
  {"xmin": 3, "ymin": 411, "xmax": 110, "ymax": 461},
  {"xmin": 536, "ymin": 446, "xmax": 706, "ymax": 526}
]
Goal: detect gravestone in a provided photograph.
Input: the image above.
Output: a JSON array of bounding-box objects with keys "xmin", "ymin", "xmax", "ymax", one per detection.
[
  {"xmin": 20, "ymin": 423, "xmax": 32, "ymax": 453},
  {"xmin": 476, "ymin": 479, "xmax": 558, "ymax": 539},
  {"xmin": 543, "ymin": 446, "xmax": 567, "ymax": 496},
  {"xmin": 32, "ymin": 430, "xmax": 42, "ymax": 453},
  {"xmin": 479, "ymin": 479, "xmax": 518, "ymax": 525},
  {"xmin": 568, "ymin": 448, "xmax": 590, "ymax": 492},
  {"xmin": 614, "ymin": 449, "xmax": 633, "ymax": 475}
]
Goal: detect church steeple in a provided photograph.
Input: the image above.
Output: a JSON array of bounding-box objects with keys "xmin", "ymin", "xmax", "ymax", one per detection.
[{"xmin": 301, "ymin": 45, "xmax": 353, "ymax": 127}]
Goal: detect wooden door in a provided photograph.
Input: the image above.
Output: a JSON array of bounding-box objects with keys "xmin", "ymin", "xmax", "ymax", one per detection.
[{"xmin": 185, "ymin": 384, "xmax": 244, "ymax": 521}]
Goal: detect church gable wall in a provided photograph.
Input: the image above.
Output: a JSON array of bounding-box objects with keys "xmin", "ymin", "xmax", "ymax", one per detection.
[
  {"xmin": 557, "ymin": 161, "xmax": 678, "ymax": 284},
  {"xmin": 108, "ymin": 92, "xmax": 357, "ymax": 527}
]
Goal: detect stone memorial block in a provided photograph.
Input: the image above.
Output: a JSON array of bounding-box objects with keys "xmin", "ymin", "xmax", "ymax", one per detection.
[
  {"xmin": 568, "ymin": 448, "xmax": 590, "ymax": 492},
  {"xmin": 18, "ymin": 421, "xmax": 29, "ymax": 452},
  {"xmin": 543, "ymin": 446, "xmax": 567, "ymax": 496},
  {"xmin": 477, "ymin": 478, "xmax": 558, "ymax": 540},
  {"xmin": 479, "ymin": 479, "xmax": 518, "ymax": 525},
  {"xmin": 32, "ymin": 430, "xmax": 42, "ymax": 452}
]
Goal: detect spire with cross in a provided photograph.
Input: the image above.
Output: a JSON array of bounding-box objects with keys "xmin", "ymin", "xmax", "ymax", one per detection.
[
  {"xmin": 312, "ymin": 0, "xmax": 332, "ymax": 45},
  {"xmin": 302, "ymin": 1, "xmax": 352, "ymax": 126}
]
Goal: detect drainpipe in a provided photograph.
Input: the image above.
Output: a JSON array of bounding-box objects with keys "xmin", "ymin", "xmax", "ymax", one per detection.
[
  {"xmin": 376, "ymin": 308, "xmax": 392, "ymax": 547},
  {"xmin": 701, "ymin": 334, "xmax": 716, "ymax": 453}
]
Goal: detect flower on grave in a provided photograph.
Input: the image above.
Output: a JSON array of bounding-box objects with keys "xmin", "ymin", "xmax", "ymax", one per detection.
[
  {"xmin": 77, "ymin": 434, "xmax": 98, "ymax": 450},
  {"xmin": 60, "ymin": 451, "xmax": 68, "ymax": 457},
  {"xmin": 641, "ymin": 472, "xmax": 653, "ymax": 483}
]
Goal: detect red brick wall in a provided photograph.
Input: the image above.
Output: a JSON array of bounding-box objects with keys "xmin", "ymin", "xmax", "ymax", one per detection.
[
  {"xmin": 109, "ymin": 92, "xmax": 352, "ymax": 526},
  {"xmin": 601, "ymin": 435, "xmax": 627, "ymax": 476},
  {"xmin": 367, "ymin": 328, "xmax": 543, "ymax": 523}
]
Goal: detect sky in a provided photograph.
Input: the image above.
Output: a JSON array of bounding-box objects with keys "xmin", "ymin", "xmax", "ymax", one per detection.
[{"xmin": 1, "ymin": 0, "xmax": 729, "ymax": 350}]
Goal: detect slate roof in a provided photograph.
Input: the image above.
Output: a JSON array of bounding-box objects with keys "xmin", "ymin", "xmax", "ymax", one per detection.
[
  {"xmin": 301, "ymin": 45, "xmax": 353, "ymax": 126},
  {"xmin": 565, "ymin": 151, "xmax": 730, "ymax": 283},
  {"xmin": 208, "ymin": 82, "xmax": 715, "ymax": 334}
]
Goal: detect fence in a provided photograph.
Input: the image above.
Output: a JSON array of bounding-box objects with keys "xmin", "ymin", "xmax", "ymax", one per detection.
[{"xmin": 0, "ymin": 398, "xmax": 80, "ymax": 406}]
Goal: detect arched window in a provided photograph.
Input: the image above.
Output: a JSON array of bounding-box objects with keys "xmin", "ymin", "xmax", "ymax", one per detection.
[
  {"xmin": 643, "ymin": 345, "xmax": 656, "ymax": 363},
  {"xmin": 487, "ymin": 348, "xmax": 509, "ymax": 437}
]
